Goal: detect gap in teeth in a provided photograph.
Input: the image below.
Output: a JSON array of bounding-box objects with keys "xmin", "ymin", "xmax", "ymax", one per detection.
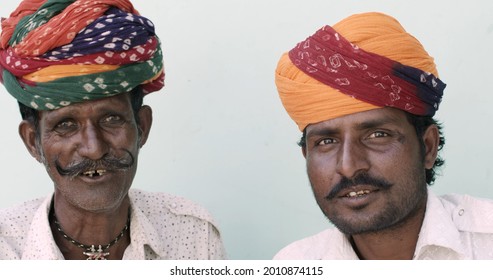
[{"xmin": 82, "ymin": 170, "xmax": 106, "ymax": 177}]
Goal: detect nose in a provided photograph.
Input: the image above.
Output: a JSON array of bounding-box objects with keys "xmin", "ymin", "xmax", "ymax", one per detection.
[
  {"xmin": 335, "ymin": 138, "xmax": 370, "ymax": 179},
  {"xmin": 76, "ymin": 123, "xmax": 109, "ymax": 160}
]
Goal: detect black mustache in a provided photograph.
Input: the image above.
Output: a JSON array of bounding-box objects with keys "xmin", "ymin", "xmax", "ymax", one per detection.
[
  {"xmin": 55, "ymin": 150, "xmax": 135, "ymax": 178},
  {"xmin": 325, "ymin": 173, "xmax": 392, "ymax": 200}
]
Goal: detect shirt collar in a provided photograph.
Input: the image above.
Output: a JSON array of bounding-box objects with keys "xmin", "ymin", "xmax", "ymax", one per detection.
[
  {"xmin": 414, "ymin": 190, "xmax": 466, "ymax": 259},
  {"xmin": 335, "ymin": 232, "xmax": 360, "ymax": 259},
  {"xmin": 21, "ymin": 192, "xmax": 168, "ymax": 260},
  {"xmin": 22, "ymin": 194, "xmax": 64, "ymax": 259},
  {"xmin": 124, "ymin": 195, "xmax": 168, "ymax": 259}
]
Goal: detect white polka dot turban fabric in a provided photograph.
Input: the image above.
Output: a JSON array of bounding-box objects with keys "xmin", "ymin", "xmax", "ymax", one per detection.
[{"xmin": 0, "ymin": 0, "xmax": 164, "ymax": 110}]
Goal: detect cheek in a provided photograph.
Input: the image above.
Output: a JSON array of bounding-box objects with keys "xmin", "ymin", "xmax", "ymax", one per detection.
[
  {"xmin": 117, "ymin": 123, "xmax": 139, "ymax": 141},
  {"xmin": 120, "ymin": 130, "xmax": 140, "ymax": 151},
  {"xmin": 373, "ymin": 144, "xmax": 422, "ymax": 181},
  {"xmin": 95, "ymin": 128, "xmax": 139, "ymax": 148},
  {"xmin": 40, "ymin": 138, "xmax": 73, "ymax": 161},
  {"xmin": 306, "ymin": 154, "xmax": 336, "ymax": 191}
]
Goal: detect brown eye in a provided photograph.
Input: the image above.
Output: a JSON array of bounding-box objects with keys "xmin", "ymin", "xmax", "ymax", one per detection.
[
  {"xmin": 54, "ymin": 120, "xmax": 77, "ymax": 133},
  {"xmin": 317, "ymin": 138, "xmax": 336, "ymax": 146},
  {"xmin": 102, "ymin": 115, "xmax": 124, "ymax": 125},
  {"xmin": 368, "ymin": 131, "xmax": 389, "ymax": 139}
]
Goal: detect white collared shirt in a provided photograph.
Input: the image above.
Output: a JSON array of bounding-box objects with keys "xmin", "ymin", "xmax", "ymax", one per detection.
[
  {"xmin": 274, "ymin": 190, "xmax": 493, "ymax": 260},
  {"xmin": 0, "ymin": 189, "xmax": 226, "ymax": 260}
]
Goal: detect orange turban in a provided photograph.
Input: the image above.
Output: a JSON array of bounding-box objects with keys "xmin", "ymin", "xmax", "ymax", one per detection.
[{"xmin": 275, "ymin": 12, "xmax": 445, "ymax": 131}]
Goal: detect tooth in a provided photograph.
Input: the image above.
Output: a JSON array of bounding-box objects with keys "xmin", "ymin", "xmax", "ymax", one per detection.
[
  {"xmin": 83, "ymin": 170, "xmax": 95, "ymax": 177},
  {"xmin": 348, "ymin": 191, "xmax": 357, "ymax": 197},
  {"xmin": 364, "ymin": 190, "xmax": 370, "ymax": 194},
  {"xmin": 356, "ymin": 190, "xmax": 365, "ymax": 195}
]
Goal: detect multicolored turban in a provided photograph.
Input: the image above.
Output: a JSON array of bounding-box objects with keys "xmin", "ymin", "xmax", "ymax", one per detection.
[
  {"xmin": 275, "ymin": 12, "xmax": 446, "ymax": 131},
  {"xmin": 0, "ymin": 0, "xmax": 164, "ymax": 110}
]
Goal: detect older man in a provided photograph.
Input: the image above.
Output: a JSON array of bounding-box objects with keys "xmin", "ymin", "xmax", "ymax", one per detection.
[
  {"xmin": 0, "ymin": 0, "xmax": 225, "ymax": 259},
  {"xmin": 273, "ymin": 12, "xmax": 493, "ymax": 259}
]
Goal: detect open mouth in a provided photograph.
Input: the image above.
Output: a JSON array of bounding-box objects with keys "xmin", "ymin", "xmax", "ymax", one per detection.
[
  {"xmin": 81, "ymin": 169, "xmax": 107, "ymax": 178},
  {"xmin": 346, "ymin": 190, "xmax": 372, "ymax": 198},
  {"xmin": 339, "ymin": 187, "xmax": 380, "ymax": 199}
]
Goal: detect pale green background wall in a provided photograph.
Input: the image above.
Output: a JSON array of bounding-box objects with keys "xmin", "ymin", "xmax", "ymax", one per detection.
[{"xmin": 1, "ymin": 0, "xmax": 492, "ymax": 259}]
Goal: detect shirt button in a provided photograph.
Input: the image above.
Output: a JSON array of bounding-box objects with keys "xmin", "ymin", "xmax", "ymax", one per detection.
[
  {"xmin": 170, "ymin": 203, "xmax": 177, "ymax": 209},
  {"xmin": 458, "ymin": 209, "xmax": 465, "ymax": 216}
]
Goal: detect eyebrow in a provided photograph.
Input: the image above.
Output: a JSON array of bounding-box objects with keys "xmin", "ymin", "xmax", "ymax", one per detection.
[
  {"xmin": 355, "ymin": 118, "xmax": 398, "ymax": 131},
  {"xmin": 41, "ymin": 109, "xmax": 77, "ymax": 123},
  {"xmin": 306, "ymin": 127, "xmax": 340, "ymax": 138},
  {"xmin": 307, "ymin": 116, "xmax": 402, "ymax": 138}
]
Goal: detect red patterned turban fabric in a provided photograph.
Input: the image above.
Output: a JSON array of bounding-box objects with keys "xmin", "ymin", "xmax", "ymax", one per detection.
[{"xmin": 275, "ymin": 12, "xmax": 445, "ymax": 131}]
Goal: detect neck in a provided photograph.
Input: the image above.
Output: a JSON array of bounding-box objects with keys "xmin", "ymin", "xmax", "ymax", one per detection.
[
  {"xmin": 350, "ymin": 202, "xmax": 426, "ymax": 260},
  {"xmin": 49, "ymin": 195, "xmax": 131, "ymax": 260}
]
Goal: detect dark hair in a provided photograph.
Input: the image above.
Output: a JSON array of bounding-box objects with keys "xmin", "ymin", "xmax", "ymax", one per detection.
[
  {"xmin": 297, "ymin": 113, "xmax": 445, "ymax": 185},
  {"xmin": 18, "ymin": 86, "xmax": 145, "ymax": 130},
  {"xmin": 405, "ymin": 113, "xmax": 445, "ymax": 185}
]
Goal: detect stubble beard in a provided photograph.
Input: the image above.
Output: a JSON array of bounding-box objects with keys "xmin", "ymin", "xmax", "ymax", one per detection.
[{"xmin": 311, "ymin": 170, "xmax": 428, "ymax": 236}]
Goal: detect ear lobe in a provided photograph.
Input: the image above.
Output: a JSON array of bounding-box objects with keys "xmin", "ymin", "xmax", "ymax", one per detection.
[
  {"xmin": 422, "ymin": 124, "xmax": 440, "ymax": 170},
  {"xmin": 137, "ymin": 105, "xmax": 153, "ymax": 148},
  {"xmin": 19, "ymin": 120, "xmax": 42, "ymax": 162}
]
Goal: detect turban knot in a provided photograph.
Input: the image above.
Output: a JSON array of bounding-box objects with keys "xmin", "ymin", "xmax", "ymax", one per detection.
[
  {"xmin": 275, "ymin": 12, "xmax": 446, "ymax": 131},
  {"xmin": 0, "ymin": 0, "xmax": 164, "ymax": 110}
]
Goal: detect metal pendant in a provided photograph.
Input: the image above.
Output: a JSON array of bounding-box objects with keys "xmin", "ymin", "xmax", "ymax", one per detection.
[{"xmin": 83, "ymin": 245, "xmax": 110, "ymax": 260}]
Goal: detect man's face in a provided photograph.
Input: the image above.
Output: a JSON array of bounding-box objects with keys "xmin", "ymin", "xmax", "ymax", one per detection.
[
  {"xmin": 27, "ymin": 93, "xmax": 149, "ymax": 212},
  {"xmin": 303, "ymin": 107, "xmax": 432, "ymax": 235}
]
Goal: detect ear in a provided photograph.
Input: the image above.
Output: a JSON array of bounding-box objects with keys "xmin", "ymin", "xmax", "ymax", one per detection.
[
  {"xmin": 302, "ymin": 146, "xmax": 307, "ymax": 159},
  {"xmin": 422, "ymin": 124, "xmax": 440, "ymax": 169},
  {"xmin": 137, "ymin": 105, "xmax": 153, "ymax": 148},
  {"xmin": 19, "ymin": 120, "xmax": 42, "ymax": 162}
]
